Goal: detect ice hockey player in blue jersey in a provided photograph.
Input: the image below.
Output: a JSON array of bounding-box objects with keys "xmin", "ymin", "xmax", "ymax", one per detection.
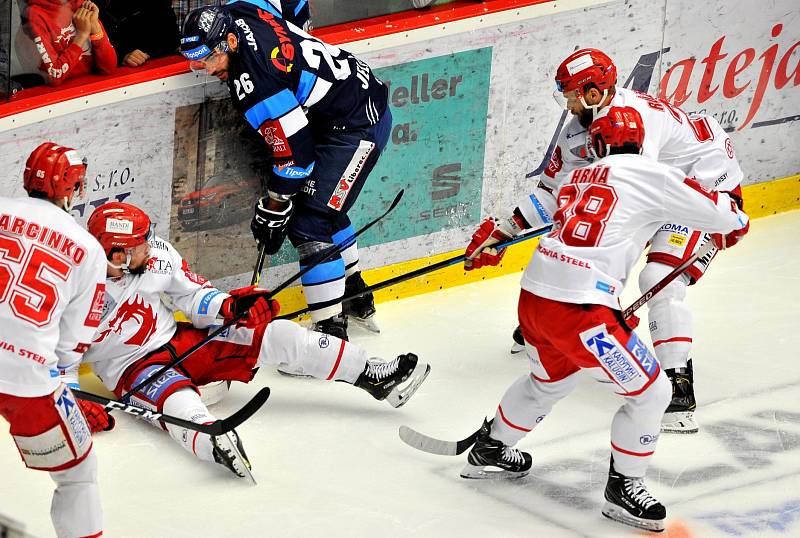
[{"xmin": 179, "ymin": 1, "xmax": 392, "ymax": 343}]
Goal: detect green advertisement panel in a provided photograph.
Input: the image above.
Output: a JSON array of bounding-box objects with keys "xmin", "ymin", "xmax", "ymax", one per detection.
[{"xmin": 267, "ymin": 47, "xmax": 492, "ymax": 265}]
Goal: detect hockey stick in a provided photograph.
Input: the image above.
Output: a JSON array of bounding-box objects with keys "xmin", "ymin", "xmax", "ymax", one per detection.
[
  {"xmin": 74, "ymin": 387, "xmax": 270, "ymax": 436},
  {"xmin": 251, "ymin": 243, "xmax": 268, "ymax": 286},
  {"xmin": 622, "ymin": 240, "xmax": 715, "ymax": 319},
  {"xmin": 121, "ymin": 190, "xmax": 405, "ymax": 401},
  {"xmin": 399, "ymin": 425, "xmax": 479, "ymax": 456},
  {"xmin": 277, "ymin": 224, "xmax": 553, "ymax": 321}
]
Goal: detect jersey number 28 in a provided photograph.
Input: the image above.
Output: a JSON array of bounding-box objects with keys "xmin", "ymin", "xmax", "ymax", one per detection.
[{"xmin": 553, "ymin": 184, "xmax": 618, "ymax": 247}]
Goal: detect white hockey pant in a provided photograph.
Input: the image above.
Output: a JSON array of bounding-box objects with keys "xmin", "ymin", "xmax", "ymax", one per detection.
[
  {"xmin": 49, "ymin": 449, "xmax": 102, "ymax": 538},
  {"xmin": 490, "ymin": 373, "xmax": 579, "ymax": 446},
  {"xmin": 639, "ymin": 262, "xmax": 692, "ymax": 371},
  {"xmin": 258, "ymin": 319, "xmax": 368, "ymax": 383}
]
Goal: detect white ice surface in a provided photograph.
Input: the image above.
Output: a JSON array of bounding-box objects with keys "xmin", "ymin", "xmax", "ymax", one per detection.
[{"xmin": 2, "ymin": 210, "xmax": 799, "ymax": 538}]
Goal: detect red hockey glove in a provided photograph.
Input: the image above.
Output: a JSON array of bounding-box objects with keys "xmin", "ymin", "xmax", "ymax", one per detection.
[
  {"xmin": 712, "ymin": 203, "xmax": 750, "ymax": 250},
  {"xmin": 220, "ymin": 286, "xmax": 281, "ymax": 328},
  {"xmin": 465, "ymin": 217, "xmax": 519, "ymax": 271},
  {"xmin": 78, "ymin": 399, "xmax": 115, "ymax": 434}
]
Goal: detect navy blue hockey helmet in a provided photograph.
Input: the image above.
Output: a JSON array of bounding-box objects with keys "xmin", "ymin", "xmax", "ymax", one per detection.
[{"xmin": 180, "ymin": 7, "xmax": 237, "ymax": 61}]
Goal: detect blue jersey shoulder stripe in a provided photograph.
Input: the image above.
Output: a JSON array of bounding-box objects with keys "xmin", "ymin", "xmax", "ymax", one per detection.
[
  {"xmin": 295, "ymin": 70, "xmax": 317, "ymax": 106},
  {"xmin": 227, "ymin": 0, "xmax": 282, "ymax": 18},
  {"xmin": 244, "ymin": 89, "xmax": 299, "ymax": 129},
  {"xmin": 294, "ymin": 0, "xmax": 308, "ymax": 16}
]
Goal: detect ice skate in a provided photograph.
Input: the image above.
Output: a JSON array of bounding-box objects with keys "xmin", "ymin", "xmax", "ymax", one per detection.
[
  {"xmin": 460, "ymin": 419, "xmax": 532, "ymax": 479},
  {"xmin": 601, "ymin": 458, "xmax": 665, "ymax": 532},
  {"xmin": 510, "ymin": 325, "xmax": 525, "ymax": 354},
  {"xmin": 312, "ymin": 313, "xmax": 349, "ymax": 341},
  {"xmin": 212, "ymin": 430, "xmax": 255, "ymax": 484},
  {"xmin": 355, "ymin": 353, "xmax": 430, "ymax": 408},
  {"xmin": 343, "ymin": 272, "xmax": 380, "ymax": 333},
  {"xmin": 661, "ymin": 359, "xmax": 698, "ymax": 434}
]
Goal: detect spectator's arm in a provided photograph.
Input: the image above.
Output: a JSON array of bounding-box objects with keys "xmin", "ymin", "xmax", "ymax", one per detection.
[{"xmin": 90, "ymin": 22, "xmax": 118, "ymax": 74}]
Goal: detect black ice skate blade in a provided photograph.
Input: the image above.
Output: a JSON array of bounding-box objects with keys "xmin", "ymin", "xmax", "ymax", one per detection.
[{"xmin": 601, "ymin": 502, "xmax": 664, "ymax": 533}]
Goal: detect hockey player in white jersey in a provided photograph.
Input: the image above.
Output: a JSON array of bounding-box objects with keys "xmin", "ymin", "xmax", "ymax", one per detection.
[
  {"xmin": 0, "ymin": 142, "xmax": 108, "ymax": 538},
  {"xmin": 80, "ymin": 201, "xmax": 430, "ymax": 480},
  {"xmin": 461, "ymin": 107, "xmax": 749, "ymax": 532},
  {"xmin": 523, "ymin": 47, "xmax": 745, "ymax": 433}
]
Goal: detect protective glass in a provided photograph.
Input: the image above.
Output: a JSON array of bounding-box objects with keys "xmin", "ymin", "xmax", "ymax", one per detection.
[{"xmin": 552, "ymin": 89, "xmax": 578, "ymax": 110}]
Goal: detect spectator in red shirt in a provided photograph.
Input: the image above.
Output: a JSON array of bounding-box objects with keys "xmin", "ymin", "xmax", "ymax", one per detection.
[{"xmin": 24, "ymin": 0, "xmax": 117, "ymax": 86}]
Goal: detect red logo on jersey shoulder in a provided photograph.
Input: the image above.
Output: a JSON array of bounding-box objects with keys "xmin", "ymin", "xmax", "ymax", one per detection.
[
  {"xmin": 84, "ymin": 283, "xmax": 105, "ymax": 328},
  {"xmin": 181, "ymin": 259, "xmax": 207, "ymax": 286},
  {"xmin": 725, "ymin": 138, "xmax": 734, "ymax": 159}
]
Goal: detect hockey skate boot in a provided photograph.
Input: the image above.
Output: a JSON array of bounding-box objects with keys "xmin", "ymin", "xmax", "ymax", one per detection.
[
  {"xmin": 212, "ymin": 430, "xmax": 256, "ymax": 484},
  {"xmin": 510, "ymin": 325, "xmax": 525, "ymax": 354},
  {"xmin": 343, "ymin": 272, "xmax": 380, "ymax": 333},
  {"xmin": 460, "ymin": 419, "xmax": 532, "ymax": 479},
  {"xmin": 355, "ymin": 353, "xmax": 430, "ymax": 408},
  {"xmin": 661, "ymin": 359, "xmax": 698, "ymax": 434},
  {"xmin": 312, "ymin": 313, "xmax": 349, "ymax": 341},
  {"xmin": 601, "ymin": 458, "xmax": 665, "ymax": 532}
]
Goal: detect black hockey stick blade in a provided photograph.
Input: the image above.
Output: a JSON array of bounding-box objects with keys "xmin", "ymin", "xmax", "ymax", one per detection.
[
  {"xmin": 74, "ymin": 387, "xmax": 270, "ymax": 436},
  {"xmin": 398, "ymin": 425, "xmax": 480, "ymax": 456}
]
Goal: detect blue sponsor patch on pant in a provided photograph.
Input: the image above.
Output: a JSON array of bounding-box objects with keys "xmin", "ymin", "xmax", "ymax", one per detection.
[
  {"xmin": 625, "ymin": 332, "xmax": 658, "ymax": 377},
  {"xmin": 132, "ymin": 365, "xmax": 188, "ymax": 404}
]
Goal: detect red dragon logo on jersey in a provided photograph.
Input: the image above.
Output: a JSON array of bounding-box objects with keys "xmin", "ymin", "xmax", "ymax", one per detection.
[{"xmin": 93, "ymin": 295, "xmax": 157, "ymax": 346}]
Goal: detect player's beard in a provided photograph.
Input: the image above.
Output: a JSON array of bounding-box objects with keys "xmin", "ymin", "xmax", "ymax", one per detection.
[
  {"xmin": 127, "ymin": 263, "xmax": 147, "ymax": 276},
  {"xmin": 578, "ymin": 108, "xmax": 594, "ymax": 128}
]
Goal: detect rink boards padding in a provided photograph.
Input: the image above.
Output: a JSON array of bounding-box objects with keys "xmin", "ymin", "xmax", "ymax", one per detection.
[{"xmin": 1, "ymin": 0, "xmax": 798, "ymax": 313}]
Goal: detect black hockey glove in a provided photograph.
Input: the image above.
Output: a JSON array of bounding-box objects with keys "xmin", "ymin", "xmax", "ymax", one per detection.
[{"xmin": 251, "ymin": 197, "xmax": 293, "ymax": 254}]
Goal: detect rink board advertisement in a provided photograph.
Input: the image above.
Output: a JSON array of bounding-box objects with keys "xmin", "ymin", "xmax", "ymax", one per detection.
[{"xmin": 0, "ymin": 0, "xmax": 796, "ymax": 287}]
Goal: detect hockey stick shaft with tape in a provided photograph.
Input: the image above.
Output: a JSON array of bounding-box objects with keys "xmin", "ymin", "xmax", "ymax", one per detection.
[
  {"xmin": 278, "ymin": 225, "xmax": 552, "ymax": 321},
  {"xmin": 623, "ymin": 240, "xmax": 715, "ymax": 319},
  {"xmin": 74, "ymin": 387, "xmax": 270, "ymax": 436}
]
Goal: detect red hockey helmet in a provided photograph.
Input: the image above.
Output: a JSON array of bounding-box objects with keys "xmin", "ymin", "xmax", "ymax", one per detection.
[
  {"xmin": 87, "ymin": 202, "xmax": 152, "ymax": 256},
  {"xmin": 588, "ymin": 106, "xmax": 645, "ymax": 158},
  {"xmin": 23, "ymin": 142, "xmax": 87, "ymax": 201},
  {"xmin": 555, "ymin": 48, "xmax": 617, "ymax": 97}
]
